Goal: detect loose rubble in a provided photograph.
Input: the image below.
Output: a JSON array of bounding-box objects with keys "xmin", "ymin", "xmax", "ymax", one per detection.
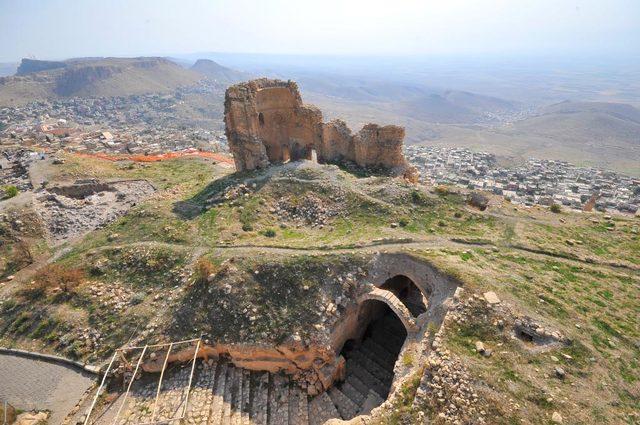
[{"xmin": 34, "ymin": 179, "xmax": 155, "ymax": 243}]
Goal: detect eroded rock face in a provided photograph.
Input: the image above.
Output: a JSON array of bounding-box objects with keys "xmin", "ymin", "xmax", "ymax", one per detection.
[{"xmin": 224, "ymin": 78, "xmax": 417, "ymax": 180}]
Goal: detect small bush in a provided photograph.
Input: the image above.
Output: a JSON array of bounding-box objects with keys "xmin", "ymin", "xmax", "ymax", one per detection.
[
  {"xmin": 411, "ymin": 189, "xmax": 431, "ymax": 205},
  {"xmin": 130, "ymin": 292, "xmax": 146, "ymax": 305},
  {"xmin": 550, "ymin": 203, "xmax": 562, "ymax": 213},
  {"xmin": 434, "ymin": 185, "xmax": 449, "ymax": 196},
  {"xmin": 398, "ymin": 217, "xmax": 409, "ymax": 227},
  {"xmin": 242, "ymin": 223, "xmax": 253, "ymax": 232},
  {"xmin": 3, "ymin": 185, "xmax": 18, "ymax": 199},
  {"xmin": 468, "ymin": 192, "xmax": 489, "ymax": 211},
  {"xmin": 194, "ymin": 257, "xmax": 217, "ymax": 283},
  {"xmin": 402, "ymin": 352, "xmax": 414, "ymax": 367},
  {"xmin": 33, "ymin": 264, "xmax": 85, "ymax": 294},
  {"xmin": 263, "ymin": 228, "xmax": 276, "ymax": 238}
]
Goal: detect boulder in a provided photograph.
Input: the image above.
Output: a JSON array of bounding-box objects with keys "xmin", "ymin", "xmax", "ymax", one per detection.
[{"xmin": 483, "ymin": 291, "xmax": 501, "ymax": 304}]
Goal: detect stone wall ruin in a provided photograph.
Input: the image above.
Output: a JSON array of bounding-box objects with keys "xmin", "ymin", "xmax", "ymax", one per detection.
[{"xmin": 224, "ymin": 78, "xmax": 418, "ymax": 181}]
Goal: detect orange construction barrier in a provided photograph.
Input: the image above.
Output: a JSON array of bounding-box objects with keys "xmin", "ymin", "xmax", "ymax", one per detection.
[{"xmin": 74, "ymin": 149, "xmax": 235, "ymax": 165}]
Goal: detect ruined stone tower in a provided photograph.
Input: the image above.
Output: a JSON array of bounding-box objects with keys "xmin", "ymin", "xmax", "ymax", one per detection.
[{"xmin": 224, "ymin": 78, "xmax": 418, "ymax": 181}]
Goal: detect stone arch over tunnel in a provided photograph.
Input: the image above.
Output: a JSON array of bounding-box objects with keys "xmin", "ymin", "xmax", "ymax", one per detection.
[
  {"xmin": 365, "ymin": 252, "xmax": 461, "ymax": 329},
  {"xmin": 380, "ymin": 274, "xmax": 428, "ymax": 317}
]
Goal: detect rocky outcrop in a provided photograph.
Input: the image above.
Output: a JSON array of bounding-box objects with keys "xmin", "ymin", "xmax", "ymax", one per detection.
[
  {"xmin": 224, "ymin": 78, "xmax": 418, "ymax": 181},
  {"xmin": 16, "ymin": 58, "xmax": 67, "ymax": 75}
]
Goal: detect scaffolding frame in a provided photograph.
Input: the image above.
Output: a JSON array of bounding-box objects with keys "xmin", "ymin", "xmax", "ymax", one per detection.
[{"xmin": 83, "ymin": 338, "xmax": 202, "ymax": 425}]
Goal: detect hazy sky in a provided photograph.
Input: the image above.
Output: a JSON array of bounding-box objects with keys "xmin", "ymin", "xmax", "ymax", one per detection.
[{"xmin": 1, "ymin": 0, "xmax": 639, "ymax": 62}]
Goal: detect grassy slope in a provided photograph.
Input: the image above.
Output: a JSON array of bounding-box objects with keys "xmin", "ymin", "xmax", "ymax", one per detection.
[{"xmin": 0, "ymin": 156, "xmax": 637, "ymax": 423}]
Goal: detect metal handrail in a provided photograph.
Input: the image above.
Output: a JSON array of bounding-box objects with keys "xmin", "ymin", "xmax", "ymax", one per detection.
[{"xmin": 82, "ymin": 338, "xmax": 202, "ymax": 425}]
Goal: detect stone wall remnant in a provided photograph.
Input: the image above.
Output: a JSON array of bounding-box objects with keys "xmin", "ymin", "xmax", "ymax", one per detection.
[{"xmin": 224, "ymin": 78, "xmax": 418, "ymax": 181}]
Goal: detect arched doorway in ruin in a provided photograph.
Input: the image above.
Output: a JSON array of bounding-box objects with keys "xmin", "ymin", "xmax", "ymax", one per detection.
[
  {"xmin": 380, "ymin": 275, "xmax": 428, "ymax": 317},
  {"xmin": 282, "ymin": 145, "xmax": 291, "ymax": 163},
  {"xmin": 329, "ymin": 299, "xmax": 408, "ymax": 419}
]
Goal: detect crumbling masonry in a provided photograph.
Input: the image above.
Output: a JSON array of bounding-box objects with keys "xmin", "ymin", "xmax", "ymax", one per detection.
[{"xmin": 224, "ymin": 78, "xmax": 418, "ymax": 181}]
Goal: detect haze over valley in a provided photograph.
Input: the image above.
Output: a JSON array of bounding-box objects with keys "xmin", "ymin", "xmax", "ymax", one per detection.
[{"xmin": 1, "ymin": 2, "xmax": 639, "ymax": 424}]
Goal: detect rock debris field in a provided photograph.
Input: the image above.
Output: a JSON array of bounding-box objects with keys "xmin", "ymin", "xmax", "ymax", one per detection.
[{"xmin": 34, "ymin": 179, "xmax": 155, "ymax": 243}]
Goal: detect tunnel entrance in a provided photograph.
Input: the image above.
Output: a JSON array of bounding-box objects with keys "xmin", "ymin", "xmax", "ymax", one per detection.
[
  {"xmin": 380, "ymin": 275, "xmax": 427, "ymax": 317},
  {"xmin": 329, "ymin": 301, "xmax": 407, "ymax": 419}
]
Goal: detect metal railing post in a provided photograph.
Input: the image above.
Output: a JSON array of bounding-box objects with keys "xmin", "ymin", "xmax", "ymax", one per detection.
[
  {"xmin": 83, "ymin": 351, "xmax": 119, "ymax": 425},
  {"xmin": 111, "ymin": 345, "xmax": 148, "ymax": 425},
  {"xmin": 150, "ymin": 342, "xmax": 173, "ymax": 422},
  {"xmin": 180, "ymin": 339, "xmax": 201, "ymax": 419}
]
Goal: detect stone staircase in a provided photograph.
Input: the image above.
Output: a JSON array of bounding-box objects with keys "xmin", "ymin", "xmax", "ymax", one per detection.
[
  {"xmin": 93, "ymin": 316, "xmax": 405, "ymax": 425},
  {"xmin": 327, "ymin": 314, "xmax": 406, "ymax": 421}
]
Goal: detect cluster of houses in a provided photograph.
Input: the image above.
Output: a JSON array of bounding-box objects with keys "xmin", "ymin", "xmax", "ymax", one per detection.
[
  {"xmin": 406, "ymin": 146, "xmax": 640, "ymax": 215},
  {"xmin": 0, "ymin": 87, "xmax": 228, "ymax": 156}
]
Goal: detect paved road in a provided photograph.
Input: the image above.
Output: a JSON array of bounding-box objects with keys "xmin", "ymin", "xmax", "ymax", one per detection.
[{"xmin": 0, "ymin": 353, "xmax": 95, "ymax": 424}]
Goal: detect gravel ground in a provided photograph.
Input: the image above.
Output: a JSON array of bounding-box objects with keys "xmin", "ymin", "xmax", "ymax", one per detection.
[{"xmin": 0, "ymin": 353, "xmax": 95, "ymax": 424}]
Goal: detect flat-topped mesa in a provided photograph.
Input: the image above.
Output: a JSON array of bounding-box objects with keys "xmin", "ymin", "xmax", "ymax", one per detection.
[{"xmin": 224, "ymin": 78, "xmax": 418, "ymax": 181}]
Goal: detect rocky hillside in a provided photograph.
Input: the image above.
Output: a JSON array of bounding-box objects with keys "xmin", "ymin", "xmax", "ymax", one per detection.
[
  {"xmin": 0, "ymin": 155, "xmax": 638, "ymax": 424},
  {"xmin": 190, "ymin": 58, "xmax": 248, "ymax": 85},
  {"xmin": 0, "ymin": 57, "xmax": 204, "ymax": 106},
  {"xmin": 513, "ymin": 101, "xmax": 640, "ymax": 146}
]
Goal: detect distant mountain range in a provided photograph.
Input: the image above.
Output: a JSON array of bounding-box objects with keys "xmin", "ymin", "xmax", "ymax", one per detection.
[{"xmin": 0, "ymin": 57, "xmax": 203, "ymax": 106}]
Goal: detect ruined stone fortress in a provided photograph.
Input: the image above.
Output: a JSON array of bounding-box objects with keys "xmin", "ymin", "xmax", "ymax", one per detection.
[{"xmin": 224, "ymin": 78, "xmax": 418, "ymax": 180}]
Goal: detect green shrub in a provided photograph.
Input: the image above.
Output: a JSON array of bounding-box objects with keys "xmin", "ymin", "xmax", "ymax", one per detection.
[
  {"xmin": 411, "ymin": 189, "xmax": 430, "ymax": 205},
  {"xmin": 262, "ymin": 228, "xmax": 276, "ymax": 238},
  {"xmin": 398, "ymin": 217, "xmax": 409, "ymax": 227},
  {"xmin": 242, "ymin": 223, "xmax": 254, "ymax": 232},
  {"xmin": 550, "ymin": 203, "xmax": 562, "ymax": 213},
  {"xmin": 130, "ymin": 292, "xmax": 146, "ymax": 305},
  {"xmin": 3, "ymin": 185, "xmax": 18, "ymax": 199}
]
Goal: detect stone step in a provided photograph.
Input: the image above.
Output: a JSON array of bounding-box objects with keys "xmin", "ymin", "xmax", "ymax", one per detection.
[
  {"xmin": 231, "ymin": 368, "xmax": 244, "ymax": 425},
  {"xmin": 241, "ymin": 369, "xmax": 251, "ymax": 425},
  {"xmin": 346, "ymin": 359, "xmax": 388, "ymax": 398},
  {"xmin": 210, "ymin": 363, "xmax": 228, "ymax": 425},
  {"xmin": 359, "ymin": 341, "xmax": 395, "ymax": 367},
  {"xmin": 328, "ymin": 386, "xmax": 359, "ymax": 420},
  {"xmin": 250, "ymin": 372, "xmax": 269, "ymax": 425},
  {"xmin": 342, "ymin": 374, "xmax": 369, "ymax": 403},
  {"xmin": 338, "ymin": 380, "xmax": 365, "ymax": 407},
  {"xmin": 359, "ymin": 390, "xmax": 385, "ymax": 416},
  {"xmin": 362, "ymin": 338, "xmax": 397, "ymax": 368},
  {"xmin": 307, "ymin": 392, "xmax": 340, "ymax": 425},
  {"xmin": 288, "ymin": 385, "xmax": 308, "ymax": 425},
  {"xmin": 269, "ymin": 374, "xmax": 290, "ymax": 425},
  {"xmin": 350, "ymin": 350, "xmax": 393, "ymax": 384},
  {"xmin": 222, "ymin": 366, "xmax": 235, "ymax": 425}
]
